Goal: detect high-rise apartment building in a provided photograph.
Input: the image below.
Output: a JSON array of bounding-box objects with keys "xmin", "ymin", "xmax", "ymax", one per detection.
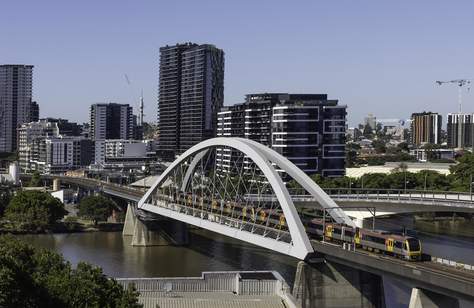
[
  {"xmin": 217, "ymin": 93, "xmax": 346, "ymax": 177},
  {"xmin": 410, "ymin": 112, "xmax": 442, "ymax": 146},
  {"xmin": 0, "ymin": 64, "xmax": 34, "ymax": 152},
  {"xmin": 158, "ymin": 43, "xmax": 224, "ymax": 160},
  {"xmin": 447, "ymin": 113, "xmax": 474, "ymax": 149},
  {"xmin": 90, "ymin": 103, "xmax": 134, "ymax": 141}
]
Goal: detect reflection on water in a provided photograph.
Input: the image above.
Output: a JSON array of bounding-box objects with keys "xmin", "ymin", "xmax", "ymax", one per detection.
[
  {"xmin": 19, "ymin": 229, "xmax": 298, "ymax": 283},
  {"xmin": 17, "ymin": 219, "xmax": 474, "ymax": 308}
]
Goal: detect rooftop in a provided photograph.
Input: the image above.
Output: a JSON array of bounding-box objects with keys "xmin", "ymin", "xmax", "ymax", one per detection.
[{"xmin": 116, "ymin": 271, "xmax": 297, "ymax": 308}]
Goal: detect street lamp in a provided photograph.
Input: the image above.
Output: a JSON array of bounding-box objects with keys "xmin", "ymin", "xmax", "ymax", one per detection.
[
  {"xmin": 470, "ymin": 174, "xmax": 473, "ymax": 201},
  {"xmin": 404, "ymin": 171, "xmax": 407, "ymax": 194}
]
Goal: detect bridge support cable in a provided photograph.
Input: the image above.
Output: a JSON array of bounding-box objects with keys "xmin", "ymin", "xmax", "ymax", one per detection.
[{"xmin": 139, "ymin": 138, "xmax": 353, "ymax": 259}]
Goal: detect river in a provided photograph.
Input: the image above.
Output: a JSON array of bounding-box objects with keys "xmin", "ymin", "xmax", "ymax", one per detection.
[{"xmin": 18, "ymin": 219, "xmax": 474, "ymax": 308}]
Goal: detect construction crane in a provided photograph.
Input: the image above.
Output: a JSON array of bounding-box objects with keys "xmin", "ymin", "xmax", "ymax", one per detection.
[{"xmin": 435, "ymin": 79, "xmax": 471, "ymax": 113}]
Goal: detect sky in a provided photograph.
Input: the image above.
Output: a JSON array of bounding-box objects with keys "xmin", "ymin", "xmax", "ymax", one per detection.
[{"xmin": 2, "ymin": 1, "xmax": 474, "ymax": 126}]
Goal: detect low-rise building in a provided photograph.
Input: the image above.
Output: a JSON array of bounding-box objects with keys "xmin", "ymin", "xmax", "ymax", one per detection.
[
  {"xmin": 18, "ymin": 119, "xmax": 83, "ymax": 172},
  {"xmin": 31, "ymin": 136, "xmax": 93, "ymax": 174}
]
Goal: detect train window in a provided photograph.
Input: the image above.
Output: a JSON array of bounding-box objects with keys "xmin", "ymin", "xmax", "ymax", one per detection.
[
  {"xmin": 345, "ymin": 230, "xmax": 353, "ymax": 237},
  {"xmin": 394, "ymin": 241, "xmax": 402, "ymax": 249},
  {"xmin": 407, "ymin": 239, "xmax": 420, "ymax": 251},
  {"xmin": 333, "ymin": 228, "xmax": 341, "ymax": 234}
]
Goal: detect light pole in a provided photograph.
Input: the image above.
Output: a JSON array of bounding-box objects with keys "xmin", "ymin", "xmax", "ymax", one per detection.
[
  {"xmin": 424, "ymin": 172, "xmax": 428, "ymax": 197},
  {"xmin": 404, "ymin": 171, "xmax": 407, "ymax": 194},
  {"xmin": 470, "ymin": 174, "xmax": 473, "ymax": 201}
]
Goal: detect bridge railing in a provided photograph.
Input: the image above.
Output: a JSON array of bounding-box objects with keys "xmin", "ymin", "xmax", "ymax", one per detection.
[{"xmin": 287, "ymin": 187, "xmax": 474, "ymax": 205}]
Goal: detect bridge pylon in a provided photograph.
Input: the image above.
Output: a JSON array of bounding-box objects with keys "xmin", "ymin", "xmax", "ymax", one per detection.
[{"xmin": 123, "ymin": 203, "xmax": 189, "ymax": 246}]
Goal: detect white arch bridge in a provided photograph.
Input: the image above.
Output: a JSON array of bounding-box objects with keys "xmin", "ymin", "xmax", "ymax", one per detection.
[{"xmin": 138, "ymin": 137, "xmax": 355, "ymax": 260}]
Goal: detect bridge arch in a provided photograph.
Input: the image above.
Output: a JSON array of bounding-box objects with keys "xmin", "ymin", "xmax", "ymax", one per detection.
[{"xmin": 139, "ymin": 137, "xmax": 353, "ymax": 259}]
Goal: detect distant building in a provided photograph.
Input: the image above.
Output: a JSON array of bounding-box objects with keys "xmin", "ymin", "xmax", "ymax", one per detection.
[
  {"xmin": 410, "ymin": 148, "xmax": 455, "ymax": 162},
  {"xmin": 90, "ymin": 103, "xmax": 134, "ymax": 141},
  {"xmin": 347, "ymin": 127, "xmax": 362, "ymax": 140},
  {"xmin": 92, "ymin": 139, "xmax": 156, "ymax": 171},
  {"xmin": 18, "ymin": 118, "xmax": 84, "ymax": 173},
  {"xmin": 364, "ymin": 113, "xmax": 377, "ymax": 131},
  {"xmin": 217, "ymin": 93, "xmax": 346, "ymax": 177},
  {"xmin": 23, "ymin": 135, "xmax": 92, "ymax": 174},
  {"xmin": 158, "ymin": 43, "xmax": 224, "ymax": 160},
  {"xmin": 30, "ymin": 101, "xmax": 39, "ymax": 122},
  {"xmin": 410, "ymin": 112, "xmax": 442, "ymax": 146},
  {"xmin": 0, "ymin": 64, "xmax": 34, "ymax": 152},
  {"xmin": 446, "ymin": 113, "xmax": 474, "ymax": 149}
]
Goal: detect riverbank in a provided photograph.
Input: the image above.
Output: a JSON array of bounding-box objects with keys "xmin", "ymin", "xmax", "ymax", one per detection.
[{"xmin": 0, "ymin": 221, "xmax": 124, "ymax": 235}]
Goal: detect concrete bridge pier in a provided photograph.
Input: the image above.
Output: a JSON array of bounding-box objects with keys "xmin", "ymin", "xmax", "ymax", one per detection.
[
  {"xmin": 408, "ymin": 288, "xmax": 459, "ymax": 308},
  {"xmin": 123, "ymin": 204, "xmax": 189, "ymax": 246},
  {"xmin": 292, "ymin": 259, "xmax": 385, "ymax": 308},
  {"xmin": 122, "ymin": 203, "xmax": 137, "ymax": 236}
]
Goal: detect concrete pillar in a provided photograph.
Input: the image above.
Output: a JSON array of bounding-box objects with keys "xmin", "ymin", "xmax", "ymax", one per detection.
[
  {"xmin": 122, "ymin": 203, "xmax": 136, "ymax": 236},
  {"xmin": 53, "ymin": 178, "xmax": 61, "ymax": 191},
  {"xmin": 408, "ymin": 288, "xmax": 459, "ymax": 308},
  {"xmin": 293, "ymin": 260, "xmax": 385, "ymax": 308},
  {"xmin": 131, "ymin": 218, "xmax": 165, "ymax": 246},
  {"xmin": 123, "ymin": 204, "xmax": 189, "ymax": 246}
]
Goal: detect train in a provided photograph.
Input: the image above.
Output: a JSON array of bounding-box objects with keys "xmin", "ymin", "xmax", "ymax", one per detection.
[
  {"xmin": 160, "ymin": 191, "xmax": 422, "ymax": 261},
  {"xmin": 306, "ymin": 219, "xmax": 422, "ymax": 261}
]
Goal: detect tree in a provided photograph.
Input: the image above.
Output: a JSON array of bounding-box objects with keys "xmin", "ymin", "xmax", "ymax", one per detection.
[
  {"xmin": 362, "ymin": 124, "xmax": 374, "ymax": 139},
  {"xmin": 28, "ymin": 171, "xmax": 42, "ymax": 187},
  {"xmin": 359, "ymin": 173, "xmax": 391, "ymax": 189},
  {"xmin": 372, "ymin": 139, "xmax": 387, "ymax": 154},
  {"xmin": 0, "ymin": 189, "xmax": 11, "ymax": 217},
  {"xmin": 397, "ymin": 142, "xmax": 409, "ymax": 152},
  {"xmin": 449, "ymin": 152, "xmax": 474, "ymax": 191},
  {"xmin": 4, "ymin": 191, "xmax": 67, "ymax": 231},
  {"xmin": 0, "ymin": 235, "xmax": 142, "ymax": 308},
  {"xmin": 78, "ymin": 195, "xmax": 116, "ymax": 225},
  {"xmin": 346, "ymin": 143, "xmax": 361, "ymax": 167}
]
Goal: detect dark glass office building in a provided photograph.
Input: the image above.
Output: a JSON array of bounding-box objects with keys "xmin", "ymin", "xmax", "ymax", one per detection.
[
  {"xmin": 217, "ymin": 93, "xmax": 346, "ymax": 177},
  {"xmin": 158, "ymin": 43, "xmax": 224, "ymax": 160},
  {"xmin": 90, "ymin": 103, "xmax": 134, "ymax": 140}
]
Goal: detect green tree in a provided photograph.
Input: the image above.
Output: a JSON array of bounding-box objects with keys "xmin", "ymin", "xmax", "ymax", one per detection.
[
  {"xmin": 0, "ymin": 189, "xmax": 11, "ymax": 217},
  {"xmin": 78, "ymin": 195, "xmax": 116, "ymax": 225},
  {"xmin": 28, "ymin": 171, "xmax": 42, "ymax": 187},
  {"xmin": 449, "ymin": 152, "xmax": 474, "ymax": 191},
  {"xmin": 397, "ymin": 142, "xmax": 409, "ymax": 152},
  {"xmin": 0, "ymin": 235, "xmax": 142, "ymax": 308},
  {"xmin": 359, "ymin": 173, "xmax": 391, "ymax": 189},
  {"xmin": 415, "ymin": 170, "xmax": 450, "ymax": 191},
  {"xmin": 346, "ymin": 143, "xmax": 361, "ymax": 167},
  {"xmin": 372, "ymin": 139, "xmax": 387, "ymax": 154},
  {"xmin": 5, "ymin": 191, "xmax": 67, "ymax": 231},
  {"xmin": 362, "ymin": 124, "xmax": 374, "ymax": 139}
]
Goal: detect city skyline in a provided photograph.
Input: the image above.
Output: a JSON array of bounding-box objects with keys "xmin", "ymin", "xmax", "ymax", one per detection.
[{"xmin": 2, "ymin": 1, "xmax": 474, "ymax": 126}]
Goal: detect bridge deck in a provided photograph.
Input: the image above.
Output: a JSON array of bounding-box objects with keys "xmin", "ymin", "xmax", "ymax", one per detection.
[{"xmin": 311, "ymin": 240, "xmax": 474, "ymax": 301}]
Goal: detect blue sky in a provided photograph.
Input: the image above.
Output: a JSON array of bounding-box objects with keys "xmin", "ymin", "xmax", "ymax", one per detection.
[{"xmin": 2, "ymin": 1, "xmax": 474, "ymax": 126}]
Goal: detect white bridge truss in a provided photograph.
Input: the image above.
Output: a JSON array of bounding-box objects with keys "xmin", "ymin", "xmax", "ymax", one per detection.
[{"xmin": 139, "ymin": 137, "xmax": 355, "ymax": 260}]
